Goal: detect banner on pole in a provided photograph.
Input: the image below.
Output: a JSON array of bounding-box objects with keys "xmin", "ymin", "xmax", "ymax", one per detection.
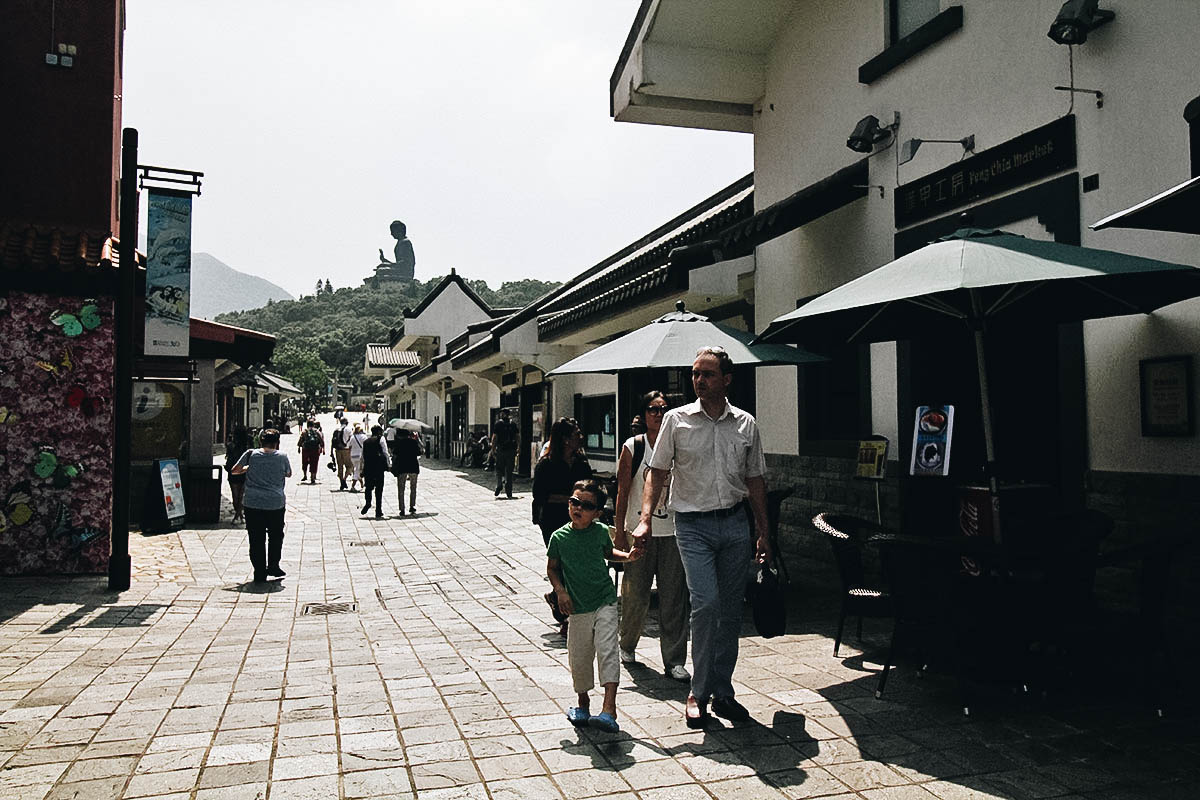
[{"xmin": 145, "ymin": 189, "xmax": 192, "ymax": 356}]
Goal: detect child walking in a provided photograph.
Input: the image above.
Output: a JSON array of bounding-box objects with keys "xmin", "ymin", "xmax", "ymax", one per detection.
[{"xmin": 546, "ymin": 479, "xmax": 641, "ymax": 733}]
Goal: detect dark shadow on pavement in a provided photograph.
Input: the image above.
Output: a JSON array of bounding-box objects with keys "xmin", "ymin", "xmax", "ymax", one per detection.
[{"xmin": 224, "ymin": 580, "xmax": 285, "ymax": 594}]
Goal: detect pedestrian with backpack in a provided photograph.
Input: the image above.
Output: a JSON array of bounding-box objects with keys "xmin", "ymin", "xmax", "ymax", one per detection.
[{"xmin": 297, "ymin": 420, "xmax": 325, "ymax": 484}]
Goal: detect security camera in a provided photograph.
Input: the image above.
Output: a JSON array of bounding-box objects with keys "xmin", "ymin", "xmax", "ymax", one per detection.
[
  {"xmin": 1048, "ymin": 0, "xmax": 1114, "ymax": 45},
  {"xmin": 847, "ymin": 115, "xmax": 895, "ymax": 153}
]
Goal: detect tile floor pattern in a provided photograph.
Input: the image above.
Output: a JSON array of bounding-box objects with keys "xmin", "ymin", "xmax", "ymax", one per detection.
[{"xmin": 0, "ymin": 422, "xmax": 1196, "ymax": 799}]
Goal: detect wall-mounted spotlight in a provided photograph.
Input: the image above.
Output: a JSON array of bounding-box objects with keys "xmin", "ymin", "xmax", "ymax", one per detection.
[
  {"xmin": 1047, "ymin": 0, "xmax": 1114, "ymax": 45},
  {"xmin": 898, "ymin": 135, "xmax": 975, "ymax": 166},
  {"xmin": 846, "ymin": 112, "xmax": 899, "ymax": 154}
]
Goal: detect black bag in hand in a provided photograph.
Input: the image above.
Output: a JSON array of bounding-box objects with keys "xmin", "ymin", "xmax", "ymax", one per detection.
[{"xmin": 748, "ymin": 561, "xmax": 787, "ymax": 638}]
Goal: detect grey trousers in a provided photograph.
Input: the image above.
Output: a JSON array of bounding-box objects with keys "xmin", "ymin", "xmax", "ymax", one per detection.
[
  {"xmin": 619, "ymin": 534, "xmax": 689, "ymax": 669},
  {"xmin": 674, "ymin": 511, "xmax": 752, "ymax": 703},
  {"xmin": 396, "ymin": 472, "xmax": 418, "ymax": 510}
]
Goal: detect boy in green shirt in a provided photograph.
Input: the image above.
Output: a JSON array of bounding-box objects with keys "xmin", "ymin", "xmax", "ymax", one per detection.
[{"xmin": 547, "ymin": 479, "xmax": 641, "ymax": 733}]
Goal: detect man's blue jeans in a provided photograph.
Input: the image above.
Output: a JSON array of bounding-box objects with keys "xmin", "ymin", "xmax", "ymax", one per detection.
[{"xmin": 674, "ymin": 509, "xmax": 752, "ymax": 703}]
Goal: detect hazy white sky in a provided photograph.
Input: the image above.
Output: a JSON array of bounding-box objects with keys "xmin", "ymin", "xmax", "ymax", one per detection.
[{"xmin": 123, "ymin": 1, "xmax": 751, "ymax": 298}]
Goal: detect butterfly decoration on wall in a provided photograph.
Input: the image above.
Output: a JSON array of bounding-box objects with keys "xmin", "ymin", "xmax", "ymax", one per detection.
[
  {"xmin": 47, "ymin": 503, "xmax": 103, "ymax": 551},
  {"xmin": 50, "ymin": 300, "xmax": 101, "ymax": 337},
  {"xmin": 0, "ymin": 407, "xmax": 18, "ymax": 424},
  {"xmin": 0, "ymin": 483, "xmax": 35, "ymax": 534},
  {"xmin": 34, "ymin": 346, "xmax": 73, "ymax": 380},
  {"xmin": 32, "ymin": 447, "xmax": 84, "ymax": 488},
  {"xmin": 66, "ymin": 385, "xmax": 104, "ymax": 417}
]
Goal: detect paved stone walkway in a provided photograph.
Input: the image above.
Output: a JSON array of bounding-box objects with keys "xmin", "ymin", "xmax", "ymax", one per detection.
[{"xmin": 0, "ymin": 419, "xmax": 1196, "ymax": 799}]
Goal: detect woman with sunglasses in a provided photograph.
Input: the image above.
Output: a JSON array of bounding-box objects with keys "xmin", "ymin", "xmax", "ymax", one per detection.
[
  {"xmin": 613, "ymin": 391, "xmax": 690, "ymax": 682},
  {"xmin": 532, "ymin": 418, "xmax": 593, "ymax": 547}
]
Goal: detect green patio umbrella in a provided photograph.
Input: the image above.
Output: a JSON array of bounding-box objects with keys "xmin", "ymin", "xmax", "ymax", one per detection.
[
  {"xmin": 546, "ymin": 301, "xmax": 826, "ymax": 376},
  {"xmin": 754, "ymin": 228, "xmax": 1200, "ymax": 491},
  {"xmin": 1091, "ymin": 175, "xmax": 1200, "ymax": 235}
]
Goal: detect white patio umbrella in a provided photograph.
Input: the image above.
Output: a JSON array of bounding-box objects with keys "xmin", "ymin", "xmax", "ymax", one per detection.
[
  {"xmin": 389, "ymin": 418, "xmax": 431, "ymax": 432},
  {"xmin": 546, "ymin": 301, "xmax": 826, "ymax": 376}
]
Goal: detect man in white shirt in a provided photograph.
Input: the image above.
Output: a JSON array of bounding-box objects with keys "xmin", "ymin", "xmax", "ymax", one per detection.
[{"xmin": 633, "ymin": 346, "xmax": 770, "ymax": 729}]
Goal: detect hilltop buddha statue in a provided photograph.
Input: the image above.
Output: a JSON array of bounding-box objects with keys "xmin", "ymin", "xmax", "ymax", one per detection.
[{"xmin": 375, "ymin": 220, "xmax": 416, "ymax": 281}]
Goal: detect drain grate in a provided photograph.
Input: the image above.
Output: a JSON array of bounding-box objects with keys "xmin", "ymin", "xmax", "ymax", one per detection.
[
  {"xmin": 349, "ymin": 541, "xmax": 383, "ymax": 546},
  {"xmin": 301, "ymin": 602, "xmax": 358, "ymax": 616}
]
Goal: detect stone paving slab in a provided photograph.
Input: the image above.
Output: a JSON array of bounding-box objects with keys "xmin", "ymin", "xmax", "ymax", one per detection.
[{"xmin": 0, "ymin": 419, "xmax": 1196, "ymax": 799}]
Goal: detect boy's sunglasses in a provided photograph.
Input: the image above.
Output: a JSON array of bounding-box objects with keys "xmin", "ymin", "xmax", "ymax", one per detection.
[{"xmin": 567, "ymin": 496, "xmax": 599, "ymax": 512}]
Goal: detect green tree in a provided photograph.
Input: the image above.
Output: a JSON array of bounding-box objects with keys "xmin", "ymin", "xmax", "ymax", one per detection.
[{"xmin": 272, "ymin": 343, "xmax": 330, "ymax": 404}]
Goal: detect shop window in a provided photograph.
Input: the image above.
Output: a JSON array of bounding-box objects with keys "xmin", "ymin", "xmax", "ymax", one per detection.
[
  {"xmin": 860, "ymin": 4, "xmax": 962, "ymax": 84},
  {"xmin": 798, "ymin": 344, "xmax": 869, "ymax": 451},
  {"xmin": 578, "ymin": 394, "xmax": 617, "ymax": 457}
]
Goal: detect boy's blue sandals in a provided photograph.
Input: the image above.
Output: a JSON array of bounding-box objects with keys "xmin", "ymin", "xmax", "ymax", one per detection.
[
  {"xmin": 566, "ymin": 707, "xmax": 590, "ymax": 727},
  {"xmin": 588, "ymin": 712, "xmax": 620, "ymax": 733}
]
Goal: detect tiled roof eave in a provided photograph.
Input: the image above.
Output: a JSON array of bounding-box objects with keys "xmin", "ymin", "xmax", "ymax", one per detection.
[
  {"xmin": 538, "ymin": 263, "xmax": 679, "ymax": 340},
  {"xmin": 540, "ymin": 194, "xmax": 752, "ymax": 316}
]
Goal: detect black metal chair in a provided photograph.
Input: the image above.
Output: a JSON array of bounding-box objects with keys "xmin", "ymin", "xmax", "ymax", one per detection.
[
  {"xmin": 870, "ymin": 533, "xmax": 963, "ymax": 701},
  {"xmin": 812, "ymin": 513, "xmax": 893, "ymax": 657}
]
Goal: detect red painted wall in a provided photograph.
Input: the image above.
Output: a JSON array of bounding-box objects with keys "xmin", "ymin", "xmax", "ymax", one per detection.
[{"xmin": 3, "ymin": 0, "xmax": 123, "ymax": 233}]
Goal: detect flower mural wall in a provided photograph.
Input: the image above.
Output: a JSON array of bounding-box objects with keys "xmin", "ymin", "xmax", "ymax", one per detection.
[{"xmin": 0, "ymin": 291, "xmax": 114, "ymax": 574}]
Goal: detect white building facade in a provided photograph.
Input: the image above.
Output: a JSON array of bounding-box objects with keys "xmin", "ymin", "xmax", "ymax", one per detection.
[{"xmin": 610, "ymin": 1, "xmax": 1200, "ymax": 550}]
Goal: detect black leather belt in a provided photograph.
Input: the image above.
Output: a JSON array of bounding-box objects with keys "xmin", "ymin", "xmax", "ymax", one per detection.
[{"xmin": 678, "ymin": 501, "xmax": 744, "ymax": 519}]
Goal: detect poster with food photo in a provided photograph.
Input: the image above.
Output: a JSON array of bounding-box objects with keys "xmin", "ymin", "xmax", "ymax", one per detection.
[{"xmin": 909, "ymin": 405, "xmax": 954, "ymax": 477}]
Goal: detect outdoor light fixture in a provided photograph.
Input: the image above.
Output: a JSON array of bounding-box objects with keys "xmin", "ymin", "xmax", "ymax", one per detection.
[
  {"xmin": 846, "ymin": 113, "xmax": 899, "ymax": 154},
  {"xmin": 1047, "ymin": 0, "xmax": 1114, "ymax": 45},
  {"xmin": 898, "ymin": 135, "xmax": 975, "ymax": 166}
]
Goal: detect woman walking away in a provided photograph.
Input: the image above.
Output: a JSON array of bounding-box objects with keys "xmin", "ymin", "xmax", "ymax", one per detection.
[
  {"xmin": 348, "ymin": 423, "xmax": 367, "ymax": 492},
  {"xmin": 231, "ymin": 428, "xmax": 292, "ymax": 583},
  {"xmin": 224, "ymin": 425, "xmax": 250, "ymax": 524},
  {"xmin": 613, "ymin": 391, "xmax": 690, "ymax": 682},
  {"xmin": 532, "ymin": 418, "xmax": 593, "ymax": 546},
  {"xmin": 360, "ymin": 425, "xmax": 391, "ymax": 519}
]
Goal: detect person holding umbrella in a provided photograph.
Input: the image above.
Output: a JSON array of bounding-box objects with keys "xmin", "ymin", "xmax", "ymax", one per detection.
[
  {"xmin": 390, "ymin": 428, "xmax": 423, "ymax": 516},
  {"xmin": 633, "ymin": 346, "xmax": 771, "ymax": 728}
]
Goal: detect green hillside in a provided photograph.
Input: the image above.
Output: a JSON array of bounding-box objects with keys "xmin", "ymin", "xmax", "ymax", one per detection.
[{"xmin": 215, "ymin": 276, "xmax": 560, "ymax": 401}]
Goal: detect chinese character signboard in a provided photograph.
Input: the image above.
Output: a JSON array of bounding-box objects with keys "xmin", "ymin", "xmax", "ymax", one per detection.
[
  {"xmin": 145, "ymin": 189, "xmax": 193, "ymax": 356},
  {"xmin": 895, "ymin": 116, "xmax": 1076, "ymax": 228}
]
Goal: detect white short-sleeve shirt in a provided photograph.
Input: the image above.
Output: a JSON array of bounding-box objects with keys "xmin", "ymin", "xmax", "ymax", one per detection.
[
  {"xmin": 623, "ymin": 435, "xmax": 675, "ymax": 536},
  {"xmin": 647, "ymin": 399, "xmax": 766, "ymax": 513}
]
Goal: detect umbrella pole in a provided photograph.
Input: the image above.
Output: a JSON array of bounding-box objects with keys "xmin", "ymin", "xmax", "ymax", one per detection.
[{"xmin": 970, "ymin": 291, "xmax": 999, "ymax": 496}]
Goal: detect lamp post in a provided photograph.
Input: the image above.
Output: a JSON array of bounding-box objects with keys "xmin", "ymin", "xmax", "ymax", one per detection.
[{"xmin": 110, "ymin": 128, "xmax": 138, "ymax": 591}]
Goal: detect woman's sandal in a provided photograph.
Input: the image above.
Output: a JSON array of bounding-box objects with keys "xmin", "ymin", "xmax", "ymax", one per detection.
[{"xmin": 566, "ymin": 707, "xmax": 590, "ymax": 727}]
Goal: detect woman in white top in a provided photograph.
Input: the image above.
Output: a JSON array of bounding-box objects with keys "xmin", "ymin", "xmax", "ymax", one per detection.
[
  {"xmin": 612, "ymin": 391, "xmax": 690, "ymax": 682},
  {"xmin": 348, "ymin": 423, "xmax": 368, "ymax": 492}
]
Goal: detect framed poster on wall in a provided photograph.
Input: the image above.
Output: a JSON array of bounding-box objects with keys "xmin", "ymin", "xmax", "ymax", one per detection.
[{"xmin": 1140, "ymin": 355, "xmax": 1193, "ymax": 437}]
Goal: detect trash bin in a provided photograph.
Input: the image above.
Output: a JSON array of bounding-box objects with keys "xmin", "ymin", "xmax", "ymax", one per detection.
[{"xmin": 185, "ymin": 465, "xmax": 223, "ymax": 524}]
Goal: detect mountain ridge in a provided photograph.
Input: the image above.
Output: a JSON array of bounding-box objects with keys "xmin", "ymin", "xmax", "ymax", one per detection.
[{"xmin": 190, "ymin": 252, "xmax": 294, "ymax": 319}]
